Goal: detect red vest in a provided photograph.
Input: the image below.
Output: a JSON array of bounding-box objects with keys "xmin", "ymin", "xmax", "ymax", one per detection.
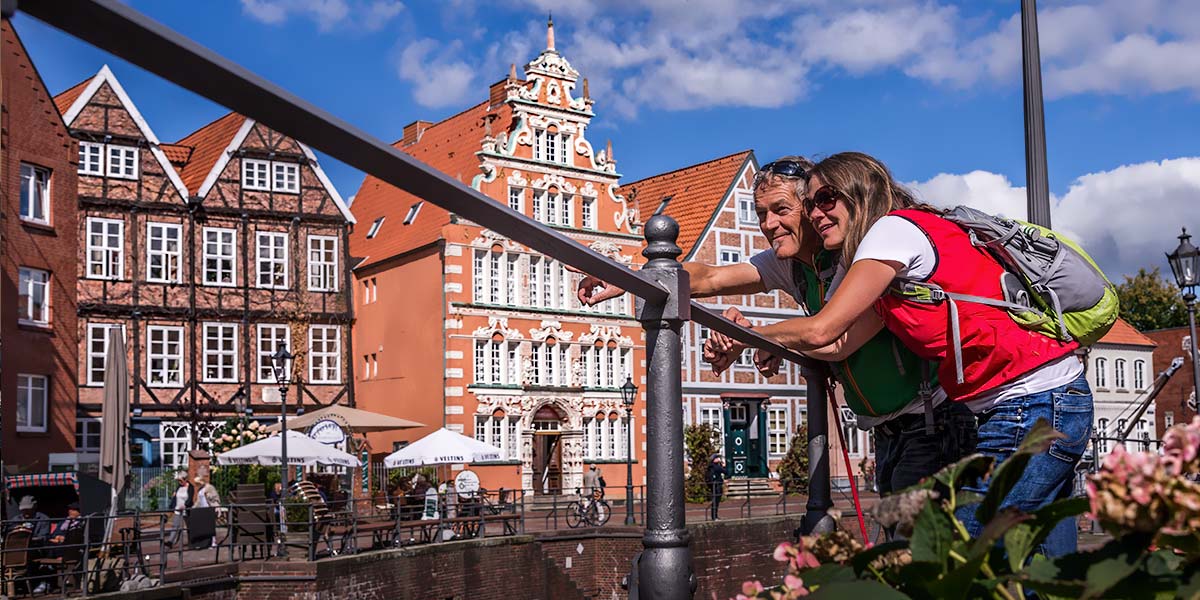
[{"xmin": 873, "ymin": 210, "xmax": 1078, "ymax": 401}]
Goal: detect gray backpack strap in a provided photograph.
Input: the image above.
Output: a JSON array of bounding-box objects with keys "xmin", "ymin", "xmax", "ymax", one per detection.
[{"xmin": 920, "ymin": 361, "xmax": 934, "ymax": 436}]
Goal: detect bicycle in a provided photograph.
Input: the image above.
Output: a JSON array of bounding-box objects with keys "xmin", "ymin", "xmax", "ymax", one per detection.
[{"xmin": 565, "ymin": 488, "xmax": 610, "ymax": 528}]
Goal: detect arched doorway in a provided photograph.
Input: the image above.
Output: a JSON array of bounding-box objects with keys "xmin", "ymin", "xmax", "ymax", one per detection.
[{"xmin": 530, "ymin": 404, "xmax": 566, "ymax": 494}]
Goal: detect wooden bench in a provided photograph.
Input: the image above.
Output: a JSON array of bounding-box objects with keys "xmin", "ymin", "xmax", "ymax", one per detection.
[{"xmin": 230, "ymin": 485, "xmax": 273, "ymax": 560}]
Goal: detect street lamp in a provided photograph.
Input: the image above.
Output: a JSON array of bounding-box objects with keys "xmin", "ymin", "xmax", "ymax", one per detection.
[
  {"xmin": 270, "ymin": 345, "xmax": 295, "ymax": 556},
  {"xmin": 1167, "ymin": 227, "xmax": 1200, "ymax": 420},
  {"xmin": 620, "ymin": 376, "xmax": 638, "ymax": 526}
]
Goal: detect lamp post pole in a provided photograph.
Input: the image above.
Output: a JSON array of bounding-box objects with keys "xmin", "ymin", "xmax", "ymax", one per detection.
[
  {"xmin": 1185, "ymin": 294, "xmax": 1199, "ymax": 414},
  {"xmin": 272, "ymin": 345, "xmax": 294, "ymax": 557},
  {"xmin": 622, "ymin": 376, "xmax": 637, "ymax": 526},
  {"xmin": 1166, "ymin": 228, "xmax": 1200, "ymax": 422}
]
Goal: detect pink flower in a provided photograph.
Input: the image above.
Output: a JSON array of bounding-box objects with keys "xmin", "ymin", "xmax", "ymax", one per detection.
[
  {"xmin": 773, "ymin": 542, "xmax": 795, "ymax": 563},
  {"xmin": 783, "ymin": 575, "xmax": 808, "ymax": 595}
]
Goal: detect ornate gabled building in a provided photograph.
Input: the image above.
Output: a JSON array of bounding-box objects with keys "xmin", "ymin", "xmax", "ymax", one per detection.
[
  {"xmin": 351, "ymin": 20, "xmax": 646, "ymax": 494},
  {"xmin": 54, "ymin": 67, "xmax": 355, "ymax": 469}
]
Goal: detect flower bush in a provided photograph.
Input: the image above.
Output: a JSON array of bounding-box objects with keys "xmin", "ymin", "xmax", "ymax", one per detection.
[
  {"xmin": 210, "ymin": 418, "xmax": 269, "ymax": 453},
  {"xmin": 739, "ymin": 417, "xmax": 1200, "ymax": 599}
]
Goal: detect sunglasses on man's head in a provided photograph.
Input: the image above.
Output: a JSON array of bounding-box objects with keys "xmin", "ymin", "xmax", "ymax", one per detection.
[
  {"xmin": 804, "ymin": 185, "xmax": 841, "ymax": 215},
  {"xmin": 759, "ymin": 160, "xmax": 811, "ymax": 181}
]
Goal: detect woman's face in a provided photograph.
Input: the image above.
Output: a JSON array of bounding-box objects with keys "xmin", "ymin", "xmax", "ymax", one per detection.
[{"xmin": 805, "ymin": 174, "xmax": 850, "ymax": 250}]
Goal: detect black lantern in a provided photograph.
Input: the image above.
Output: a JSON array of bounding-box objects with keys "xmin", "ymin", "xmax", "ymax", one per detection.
[
  {"xmin": 1168, "ymin": 228, "xmax": 1200, "ymax": 298},
  {"xmin": 270, "ymin": 345, "xmax": 295, "ymax": 387},
  {"xmin": 620, "ymin": 376, "xmax": 637, "ymax": 410},
  {"xmin": 620, "ymin": 376, "xmax": 638, "ymax": 525}
]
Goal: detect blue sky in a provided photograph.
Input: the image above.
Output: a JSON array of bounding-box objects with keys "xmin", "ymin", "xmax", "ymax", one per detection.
[{"xmin": 13, "ymin": 0, "xmax": 1200, "ymax": 280}]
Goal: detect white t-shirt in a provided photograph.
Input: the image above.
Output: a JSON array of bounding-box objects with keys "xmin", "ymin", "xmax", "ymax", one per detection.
[
  {"xmin": 850, "ymin": 215, "xmax": 1084, "ymax": 413},
  {"xmin": 750, "ymin": 248, "xmax": 945, "ymax": 430}
]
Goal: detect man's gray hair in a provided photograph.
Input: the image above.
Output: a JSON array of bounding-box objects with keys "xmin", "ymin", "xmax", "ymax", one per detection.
[{"xmin": 752, "ymin": 155, "xmax": 813, "ymax": 202}]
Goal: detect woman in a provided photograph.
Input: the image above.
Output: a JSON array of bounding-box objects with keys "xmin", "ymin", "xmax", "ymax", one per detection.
[{"xmin": 741, "ymin": 152, "xmax": 1091, "ymax": 558}]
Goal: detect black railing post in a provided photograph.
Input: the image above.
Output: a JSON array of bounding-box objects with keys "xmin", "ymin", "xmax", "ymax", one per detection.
[
  {"xmin": 799, "ymin": 368, "xmax": 836, "ymax": 536},
  {"xmin": 634, "ymin": 215, "xmax": 693, "ymax": 599}
]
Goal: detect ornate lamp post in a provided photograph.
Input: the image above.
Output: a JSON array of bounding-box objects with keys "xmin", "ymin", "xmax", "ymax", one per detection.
[
  {"xmin": 270, "ymin": 345, "xmax": 295, "ymax": 556},
  {"xmin": 621, "ymin": 376, "xmax": 638, "ymax": 526},
  {"xmin": 1167, "ymin": 228, "xmax": 1200, "ymax": 418}
]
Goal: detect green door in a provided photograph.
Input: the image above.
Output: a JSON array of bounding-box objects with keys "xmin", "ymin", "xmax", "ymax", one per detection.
[{"xmin": 723, "ymin": 401, "xmax": 769, "ymax": 478}]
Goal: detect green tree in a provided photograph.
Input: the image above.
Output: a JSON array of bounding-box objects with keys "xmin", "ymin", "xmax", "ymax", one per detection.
[
  {"xmin": 776, "ymin": 423, "xmax": 809, "ymax": 494},
  {"xmin": 684, "ymin": 424, "xmax": 720, "ymax": 503},
  {"xmin": 1115, "ymin": 267, "xmax": 1188, "ymax": 331}
]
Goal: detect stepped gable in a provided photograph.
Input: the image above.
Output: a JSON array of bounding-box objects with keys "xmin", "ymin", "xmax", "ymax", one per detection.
[{"xmin": 620, "ymin": 150, "xmax": 753, "ymax": 255}]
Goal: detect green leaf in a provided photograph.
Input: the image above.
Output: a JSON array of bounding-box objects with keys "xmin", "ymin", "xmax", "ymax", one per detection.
[
  {"xmin": 925, "ymin": 453, "xmax": 994, "ymax": 494},
  {"xmin": 850, "ymin": 539, "xmax": 909, "ymax": 576},
  {"xmin": 1155, "ymin": 532, "xmax": 1200, "ymax": 556},
  {"xmin": 1021, "ymin": 538, "xmax": 1151, "ymax": 599},
  {"xmin": 806, "ymin": 580, "xmax": 911, "ymax": 599},
  {"xmin": 975, "ymin": 420, "xmax": 1065, "ymax": 525},
  {"xmin": 800, "ymin": 564, "xmax": 858, "ymax": 587},
  {"xmin": 910, "ymin": 500, "xmax": 955, "ymax": 568},
  {"xmin": 1004, "ymin": 497, "xmax": 1091, "ymax": 572},
  {"xmin": 926, "ymin": 546, "xmax": 990, "ymax": 600},
  {"xmin": 970, "ymin": 508, "xmax": 1028, "ymax": 563}
]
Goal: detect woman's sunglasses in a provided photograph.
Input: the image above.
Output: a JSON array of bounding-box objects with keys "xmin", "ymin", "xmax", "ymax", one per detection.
[{"xmin": 804, "ymin": 185, "xmax": 841, "ymax": 215}]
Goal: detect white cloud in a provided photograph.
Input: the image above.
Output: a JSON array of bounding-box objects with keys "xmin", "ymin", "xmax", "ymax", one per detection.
[
  {"xmin": 908, "ymin": 157, "xmax": 1200, "ymax": 279},
  {"xmin": 397, "ymin": 39, "xmax": 477, "ymax": 108},
  {"xmin": 240, "ymin": 0, "xmax": 402, "ymax": 32}
]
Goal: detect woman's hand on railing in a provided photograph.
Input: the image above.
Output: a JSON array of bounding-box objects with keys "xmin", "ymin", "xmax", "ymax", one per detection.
[
  {"xmin": 703, "ymin": 307, "xmax": 752, "ymax": 374},
  {"xmin": 576, "ymin": 273, "xmax": 625, "ymax": 306},
  {"xmin": 753, "ymin": 349, "xmax": 782, "ymax": 378}
]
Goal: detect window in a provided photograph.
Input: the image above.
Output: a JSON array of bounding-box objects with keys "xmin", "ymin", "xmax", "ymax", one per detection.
[
  {"xmin": 1115, "ymin": 358, "xmax": 1127, "ymax": 389},
  {"xmin": 718, "ymin": 248, "xmax": 742, "ymax": 266},
  {"xmin": 473, "ymin": 338, "xmax": 520, "ymax": 386},
  {"xmin": 106, "ymin": 145, "xmax": 138, "ymax": 179},
  {"xmin": 147, "ymin": 326, "xmax": 184, "ymax": 387},
  {"xmin": 146, "ymin": 222, "xmax": 182, "ymax": 283},
  {"xmin": 768, "ymin": 406, "xmax": 789, "ymax": 456},
  {"xmin": 309, "ymin": 325, "xmax": 341, "ymax": 384},
  {"xmin": 584, "ymin": 345, "xmax": 629, "ymax": 388},
  {"xmin": 87, "ymin": 324, "xmax": 125, "ymax": 385},
  {"xmin": 308, "ymin": 235, "xmax": 338, "ymax": 292},
  {"xmin": 18, "ymin": 268, "xmax": 50, "ymax": 325},
  {"xmin": 736, "ymin": 192, "xmax": 755, "ymax": 224},
  {"xmin": 546, "ymin": 193, "xmax": 559, "ymax": 225},
  {"xmin": 362, "ymin": 278, "xmax": 378, "ymax": 304},
  {"xmin": 1097, "ymin": 418, "xmax": 1109, "ymax": 454},
  {"xmin": 203, "ymin": 227, "xmax": 236, "ymax": 286},
  {"xmin": 272, "ymin": 162, "xmax": 299, "ymax": 193},
  {"xmin": 474, "ymin": 414, "xmax": 522, "ymax": 460},
  {"xmin": 160, "ymin": 423, "xmax": 190, "ymax": 470},
  {"xmin": 1137, "ymin": 420, "xmax": 1150, "ymax": 451},
  {"xmin": 202, "ymin": 323, "xmax": 238, "ymax": 382},
  {"xmin": 1094, "ymin": 357, "xmax": 1108, "ymax": 388},
  {"xmin": 76, "ymin": 419, "xmax": 102, "ymax": 454},
  {"xmin": 532, "ymin": 191, "xmax": 544, "ymax": 222},
  {"xmin": 841, "ymin": 408, "xmax": 862, "ymax": 457},
  {"xmin": 508, "ymin": 187, "xmax": 524, "ymax": 213},
  {"xmin": 19, "ymin": 164, "xmax": 51, "ymax": 224},
  {"xmin": 87, "ymin": 218, "xmax": 124, "ymax": 279},
  {"xmin": 256, "ymin": 324, "xmax": 290, "ymax": 383},
  {"xmin": 735, "ymin": 348, "xmax": 754, "ymax": 368},
  {"xmin": 1133, "ymin": 359, "xmax": 1146, "ymax": 390},
  {"xmin": 583, "ymin": 414, "xmax": 628, "ymax": 460},
  {"xmin": 531, "ymin": 342, "xmax": 568, "ymax": 386},
  {"xmin": 366, "ymin": 217, "xmax": 385, "ymax": 239},
  {"xmin": 16, "ymin": 374, "xmax": 47, "ymax": 433},
  {"xmin": 242, "ymin": 159, "xmax": 270, "ymax": 191},
  {"xmin": 581, "ymin": 197, "xmax": 596, "ymax": 229},
  {"xmin": 256, "ymin": 231, "xmax": 289, "ymax": 289},
  {"xmin": 78, "ymin": 142, "xmax": 104, "ymax": 175},
  {"xmin": 1165, "ymin": 411, "xmax": 1175, "ymax": 430},
  {"xmin": 699, "ymin": 405, "xmax": 724, "ymax": 447},
  {"xmin": 402, "ymin": 202, "xmax": 422, "ymax": 225},
  {"xmin": 558, "ymin": 194, "xmax": 573, "ymax": 227},
  {"xmin": 474, "ymin": 249, "xmax": 516, "ymax": 305}
]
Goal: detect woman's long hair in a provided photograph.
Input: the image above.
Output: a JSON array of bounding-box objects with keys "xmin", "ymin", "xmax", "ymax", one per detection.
[{"xmin": 809, "ymin": 152, "xmax": 941, "ymax": 265}]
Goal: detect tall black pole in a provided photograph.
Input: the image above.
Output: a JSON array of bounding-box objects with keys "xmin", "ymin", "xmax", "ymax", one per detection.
[
  {"xmin": 1022, "ymin": 0, "xmax": 1052, "ymax": 228},
  {"xmin": 277, "ymin": 383, "xmax": 289, "ymax": 557},
  {"xmin": 635, "ymin": 215, "xmax": 694, "ymax": 599},
  {"xmin": 625, "ymin": 408, "xmax": 636, "ymax": 526},
  {"xmin": 1186, "ymin": 295, "xmax": 1200, "ymax": 418},
  {"xmin": 799, "ymin": 367, "xmax": 835, "ymax": 536}
]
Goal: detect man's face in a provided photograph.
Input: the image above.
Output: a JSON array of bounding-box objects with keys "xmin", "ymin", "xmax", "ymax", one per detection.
[
  {"xmin": 68, "ymin": 508, "xmax": 81, "ymax": 518},
  {"xmin": 754, "ymin": 182, "xmax": 810, "ymax": 260},
  {"xmin": 20, "ymin": 508, "xmax": 33, "ymax": 518}
]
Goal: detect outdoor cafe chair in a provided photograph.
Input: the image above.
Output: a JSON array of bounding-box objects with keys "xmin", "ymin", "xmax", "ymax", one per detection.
[
  {"xmin": 2, "ymin": 528, "xmax": 32, "ymax": 597},
  {"xmin": 34, "ymin": 526, "xmax": 87, "ymax": 595}
]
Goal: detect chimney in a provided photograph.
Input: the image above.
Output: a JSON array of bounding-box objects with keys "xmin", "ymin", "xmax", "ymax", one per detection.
[
  {"xmin": 547, "ymin": 14, "xmax": 555, "ymax": 51},
  {"xmin": 401, "ymin": 120, "xmax": 433, "ymax": 145},
  {"xmin": 489, "ymin": 78, "xmax": 511, "ymax": 107}
]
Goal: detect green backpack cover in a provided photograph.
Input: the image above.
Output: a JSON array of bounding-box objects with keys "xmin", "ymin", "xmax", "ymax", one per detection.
[{"xmin": 793, "ymin": 251, "xmax": 932, "ymax": 417}]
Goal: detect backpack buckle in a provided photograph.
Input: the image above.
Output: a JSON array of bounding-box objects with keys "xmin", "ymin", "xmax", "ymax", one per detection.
[{"xmin": 927, "ymin": 288, "xmax": 947, "ymax": 302}]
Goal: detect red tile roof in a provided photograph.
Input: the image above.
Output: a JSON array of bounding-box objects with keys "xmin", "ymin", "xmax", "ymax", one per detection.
[
  {"xmin": 173, "ymin": 112, "xmax": 246, "ymax": 195},
  {"xmin": 52, "ymin": 76, "xmax": 91, "ymax": 117},
  {"xmin": 620, "ymin": 150, "xmax": 753, "ymax": 255},
  {"xmin": 159, "ymin": 143, "xmax": 193, "ymax": 165},
  {"xmin": 1099, "ymin": 318, "xmax": 1157, "ymax": 347},
  {"xmin": 349, "ymin": 101, "xmax": 512, "ymax": 270}
]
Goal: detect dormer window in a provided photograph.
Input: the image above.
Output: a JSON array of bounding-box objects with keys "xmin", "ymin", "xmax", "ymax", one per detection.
[
  {"xmin": 366, "ymin": 217, "xmax": 385, "ymax": 238},
  {"xmin": 403, "ymin": 202, "xmax": 423, "ymax": 225}
]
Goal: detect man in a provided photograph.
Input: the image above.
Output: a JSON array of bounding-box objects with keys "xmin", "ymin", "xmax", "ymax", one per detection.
[
  {"xmin": 579, "ymin": 157, "xmax": 976, "ymax": 515},
  {"xmin": 45, "ymin": 502, "xmax": 86, "ymax": 559},
  {"xmin": 8, "ymin": 495, "xmax": 51, "ymax": 542},
  {"xmin": 705, "ymin": 455, "xmax": 728, "ymax": 520},
  {"xmin": 583, "ymin": 464, "xmax": 602, "ymax": 499}
]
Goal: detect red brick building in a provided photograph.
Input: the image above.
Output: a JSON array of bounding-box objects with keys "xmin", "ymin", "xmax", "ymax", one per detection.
[
  {"xmin": 53, "ymin": 66, "xmax": 355, "ymax": 469},
  {"xmin": 1, "ymin": 21, "xmax": 80, "ymax": 473},
  {"xmin": 1146, "ymin": 326, "xmax": 1197, "ymax": 438},
  {"xmin": 350, "ymin": 21, "xmax": 646, "ymax": 494}
]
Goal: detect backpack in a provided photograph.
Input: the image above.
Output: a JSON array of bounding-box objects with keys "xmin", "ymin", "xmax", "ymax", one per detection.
[{"xmin": 894, "ymin": 205, "xmax": 1118, "ymax": 348}]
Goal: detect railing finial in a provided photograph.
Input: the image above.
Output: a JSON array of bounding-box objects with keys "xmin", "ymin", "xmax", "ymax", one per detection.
[{"xmin": 642, "ymin": 214, "xmax": 682, "ymax": 269}]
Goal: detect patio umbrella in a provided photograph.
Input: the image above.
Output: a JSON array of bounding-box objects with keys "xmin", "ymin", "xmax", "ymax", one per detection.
[
  {"xmin": 383, "ymin": 428, "xmax": 503, "ymax": 468},
  {"xmin": 99, "ymin": 327, "xmax": 130, "ymax": 510},
  {"xmin": 216, "ymin": 431, "xmax": 362, "ymax": 468},
  {"xmin": 264, "ymin": 404, "xmax": 424, "ymax": 434}
]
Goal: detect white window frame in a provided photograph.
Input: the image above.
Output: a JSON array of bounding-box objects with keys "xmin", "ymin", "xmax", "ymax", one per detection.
[
  {"xmin": 147, "ymin": 325, "xmax": 184, "ymax": 388},
  {"xmin": 146, "ymin": 222, "xmax": 182, "ymax": 284},
  {"xmin": 106, "ymin": 144, "xmax": 139, "ymax": 179},
  {"xmin": 19, "ymin": 163, "xmax": 51, "ymax": 225},
  {"xmin": 699, "ymin": 405, "xmax": 725, "ymax": 448},
  {"xmin": 87, "ymin": 217, "xmax": 124, "ymax": 280},
  {"xmin": 272, "ymin": 161, "xmax": 300, "ymax": 194},
  {"xmin": 256, "ymin": 231, "xmax": 289, "ymax": 289},
  {"xmin": 581, "ymin": 196, "xmax": 596, "ymax": 229},
  {"xmin": 86, "ymin": 323, "xmax": 126, "ymax": 386},
  {"xmin": 508, "ymin": 186, "xmax": 524, "ymax": 213},
  {"xmin": 256, "ymin": 324, "xmax": 290, "ymax": 383},
  {"xmin": 1133, "ymin": 359, "xmax": 1146, "ymax": 390},
  {"xmin": 78, "ymin": 142, "xmax": 104, "ymax": 176},
  {"xmin": 307, "ymin": 235, "xmax": 339, "ymax": 292},
  {"xmin": 767, "ymin": 406, "xmax": 789, "ymax": 456},
  {"xmin": 16, "ymin": 374, "xmax": 48, "ymax": 433},
  {"xmin": 308, "ymin": 325, "xmax": 342, "ymax": 384},
  {"xmin": 1094, "ymin": 357, "xmax": 1108, "ymax": 389},
  {"xmin": 18, "ymin": 267, "xmax": 50, "ymax": 326},
  {"xmin": 718, "ymin": 247, "xmax": 742, "ymax": 266},
  {"xmin": 203, "ymin": 227, "xmax": 237, "ymax": 286},
  {"xmin": 841, "ymin": 408, "xmax": 863, "ymax": 458},
  {"xmin": 202, "ymin": 322, "xmax": 238, "ymax": 383},
  {"xmin": 736, "ymin": 191, "xmax": 756, "ymax": 224},
  {"xmin": 474, "ymin": 338, "xmax": 519, "ymax": 386},
  {"xmin": 1097, "ymin": 418, "xmax": 1109, "ymax": 454},
  {"xmin": 366, "ymin": 217, "xmax": 385, "ymax": 239},
  {"xmin": 1114, "ymin": 358, "xmax": 1127, "ymax": 390},
  {"xmin": 242, "ymin": 158, "xmax": 271, "ymax": 191},
  {"xmin": 474, "ymin": 414, "xmax": 522, "ymax": 460},
  {"xmin": 76, "ymin": 418, "xmax": 103, "ymax": 454}
]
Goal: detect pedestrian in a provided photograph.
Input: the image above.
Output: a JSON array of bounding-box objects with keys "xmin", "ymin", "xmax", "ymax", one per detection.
[
  {"xmin": 164, "ymin": 470, "xmax": 194, "ymax": 548},
  {"xmin": 705, "ymin": 455, "xmax": 728, "ymax": 520},
  {"xmin": 736, "ymin": 151, "xmax": 1091, "ymax": 558},
  {"xmin": 10, "ymin": 496, "xmax": 53, "ymax": 594},
  {"xmin": 583, "ymin": 464, "xmax": 603, "ymax": 501}
]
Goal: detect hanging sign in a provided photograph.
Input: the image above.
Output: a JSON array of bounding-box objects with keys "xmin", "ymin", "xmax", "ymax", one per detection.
[
  {"xmin": 308, "ymin": 419, "xmax": 346, "ymax": 445},
  {"xmin": 455, "ymin": 470, "xmax": 481, "ymax": 496}
]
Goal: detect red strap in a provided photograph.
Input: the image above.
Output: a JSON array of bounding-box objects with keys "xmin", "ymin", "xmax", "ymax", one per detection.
[{"xmin": 828, "ymin": 382, "xmax": 871, "ymax": 548}]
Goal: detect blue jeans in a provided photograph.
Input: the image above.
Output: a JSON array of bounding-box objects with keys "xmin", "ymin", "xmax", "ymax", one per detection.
[{"xmin": 956, "ymin": 373, "xmax": 1093, "ymax": 558}]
